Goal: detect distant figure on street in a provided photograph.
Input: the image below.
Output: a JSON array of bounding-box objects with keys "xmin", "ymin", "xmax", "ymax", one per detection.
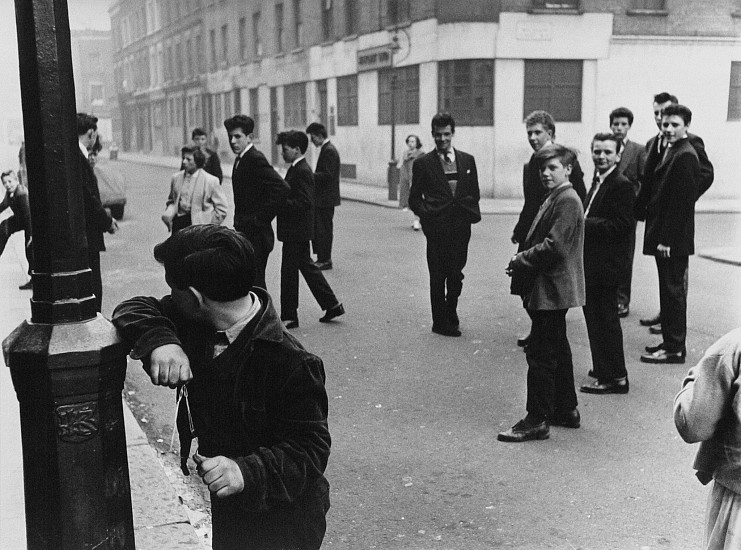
[
  {"xmin": 398, "ymin": 134, "xmax": 424, "ymax": 231},
  {"xmin": 639, "ymin": 92, "xmax": 714, "ymax": 332},
  {"xmin": 409, "ymin": 112, "xmax": 481, "ymax": 337},
  {"xmin": 579, "ymin": 133, "xmax": 634, "ymax": 395},
  {"xmin": 636, "ymin": 104, "xmax": 699, "ymax": 365},
  {"xmin": 500, "ymin": 144, "xmax": 585, "ymax": 443},
  {"xmin": 306, "ymin": 122, "xmax": 340, "ymax": 270},
  {"xmin": 0, "ymin": 170, "xmax": 33, "ymax": 289},
  {"xmin": 225, "ymin": 114, "xmax": 289, "ymax": 290},
  {"xmin": 161, "ymin": 145, "xmax": 227, "ymax": 233},
  {"xmin": 609, "ymin": 107, "xmax": 646, "ymax": 319},
  {"xmin": 275, "ymin": 130, "xmax": 345, "ymax": 329},
  {"xmin": 112, "ymin": 225, "xmax": 331, "ymax": 550},
  {"xmin": 511, "ymin": 110, "xmax": 586, "ymax": 349},
  {"xmin": 78, "ymin": 112, "xmax": 118, "ymax": 312},
  {"xmin": 674, "ymin": 327, "xmax": 741, "ymax": 550},
  {"xmin": 192, "ymin": 127, "xmax": 223, "ymax": 183}
]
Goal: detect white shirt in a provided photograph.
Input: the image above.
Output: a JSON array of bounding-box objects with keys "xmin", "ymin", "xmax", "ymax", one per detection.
[
  {"xmin": 291, "ymin": 155, "xmax": 305, "ymax": 167},
  {"xmin": 78, "ymin": 140, "xmax": 89, "ymax": 158},
  {"xmin": 585, "ymin": 165, "xmax": 617, "ymax": 216}
]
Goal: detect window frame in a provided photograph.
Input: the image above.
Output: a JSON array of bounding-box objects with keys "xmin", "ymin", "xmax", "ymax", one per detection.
[
  {"xmin": 728, "ymin": 61, "xmax": 741, "ymax": 121},
  {"xmin": 523, "ymin": 59, "xmax": 583, "ymax": 122},
  {"xmin": 337, "ymin": 74, "xmax": 358, "ymax": 126},
  {"xmin": 378, "ymin": 65, "xmax": 419, "ymax": 125},
  {"xmin": 437, "ymin": 59, "xmax": 494, "ymax": 127},
  {"xmin": 284, "ymin": 82, "xmax": 307, "ymax": 128}
]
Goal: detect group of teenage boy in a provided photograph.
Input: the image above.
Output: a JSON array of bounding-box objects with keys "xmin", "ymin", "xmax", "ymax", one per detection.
[{"xmin": 104, "ymin": 91, "xmax": 715, "ymax": 548}]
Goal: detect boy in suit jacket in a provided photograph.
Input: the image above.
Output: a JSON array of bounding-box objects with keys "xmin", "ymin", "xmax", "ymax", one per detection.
[
  {"xmin": 511, "ymin": 110, "xmax": 586, "ymax": 347},
  {"xmin": 78, "ymin": 112, "xmax": 118, "ymax": 312},
  {"xmin": 636, "ymin": 104, "xmax": 700, "ymax": 364},
  {"xmin": 609, "ymin": 107, "xmax": 646, "ymax": 318},
  {"xmin": 500, "ymin": 144, "xmax": 585, "ymax": 442},
  {"xmin": 162, "ymin": 146, "xmax": 227, "ymax": 233},
  {"xmin": 0, "ymin": 170, "xmax": 33, "ymax": 288},
  {"xmin": 580, "ymin": 133, "xmax": 635, "ymax": 395},
  {"xmin": 306, "ymin": 122, "xmax": 341, "ymax": 270},
  {"xmin": 224, "ymin": 115, "xmax": 289, "ymax": 290},
  {"xmin": 192, "ymin": 127, "xmax": 223, "ymax": 183},
  {"xmin": 275, "ymin": 131, "xmax": 344, "ymax": 329},
  {"xmin": 409, "ymin": 113, "xmax": 481, "ymax": 337}
]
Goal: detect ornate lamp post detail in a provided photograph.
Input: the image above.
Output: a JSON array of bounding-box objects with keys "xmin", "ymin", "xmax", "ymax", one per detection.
[{"xmin": 2, "ymin": 1, "xmax": 135, "ymax": 549}]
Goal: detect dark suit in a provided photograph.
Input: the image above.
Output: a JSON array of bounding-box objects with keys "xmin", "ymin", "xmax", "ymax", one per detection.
[
  {"xmin": 80, "ymin": 148, "xmax": 113, "ymax": 312},
  {"xmin": 582, "ymin": 169, "xmax": 634, "ymax": 381},
  {"xmin": 509, "ymin": 183, "xmax": 585, "ymax": 421},
  {"xmin": 615, "ymin": 139, "xmax": 647, "ymax": 308},
  {"xmin": 203, "ymin": 147, "xmax": 223, "ymax": 183},
  {"xmin": 231, "ymin": 145, "xmax": 290, "ymax": 290},
  {"xmin": 277, "ymin": 158, "xmax": 338, "ymax": 320},
  {"xmin": 409, "ymin": 148, "xmax": 481, "ymax": 329},
  {"xmin": 635, "ymin": 137, "xmax": 700, "ymax": 353},
  {"xmin": 644, "ymin": 133, "xmax": 713, "ymax": 200},
  {"xmin": 312, "ymin": 141, "xmax": 341, "ymax": 263}
]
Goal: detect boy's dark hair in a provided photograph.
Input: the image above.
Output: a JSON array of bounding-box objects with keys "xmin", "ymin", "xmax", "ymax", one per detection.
[
  {"xmin": 591, "ymin": 132, "xmax": 623, "ymax": 151},
  {"xmin": 662, "ymin": 103, "xmax": 692, "ymax": 125},
  {"xmin": 534, "ymin": 143, "xmax": 576, "ymax": 169},
  {"xmin": 305, "ymin": 122, "xmax": 327, "ymax": 139},
  {"xmin": 276, "ymin": 130, "xmax": 309, "ymax": 154},
  {"xmin": 181, "ymin": 145, "xmax": 206, "ymax": 168},
  {"xmin": 609, "ymin": 107, "xmax": 634, "ymax": 126},
  {"xmin": 524, "ymin": 110, "xmax": 556, "ymax": 136},
  {"xmin": 77, "ymin": 113, "xmax": 98, "ymax": 136},
  {"xmin": 1, "ymin": 170, "xmax": 15, "ymax": 180},
  {"xmin": 654, "ymin": 92, "xmax": 679, "ymax": 105},
  {"xmin": 153, "ymin": 225, "xmax": 256, "ymax": 302},
  {"xmin": 406, "ymin": 134, "xmax": 423, "ymax": 149},
  {"xmin": 431, "ymin": 112, "xmax": 455, "ymax": 134},
  {"xmin": 224, "ymin": 115, "xmax": 255, "ymax": 135},
  {"xmin": 191, "ymin": 127, "xmax": 207, "ymax": 139}
]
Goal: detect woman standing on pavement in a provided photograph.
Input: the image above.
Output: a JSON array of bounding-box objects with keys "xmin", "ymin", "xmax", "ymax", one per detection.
[{"xmin": 398, "ymin": 134, "xmax": 424, "ymax": 230}]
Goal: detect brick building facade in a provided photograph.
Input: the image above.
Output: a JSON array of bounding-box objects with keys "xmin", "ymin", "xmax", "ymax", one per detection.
[{"xmin": 110, "ymin": 0, "xmax": 741, "ymax": 198}]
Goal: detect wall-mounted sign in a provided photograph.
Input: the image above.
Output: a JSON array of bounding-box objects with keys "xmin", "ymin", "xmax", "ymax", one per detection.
[
  {"xmin": 357, "ymin": 45, "xmax": 392, "ymax": 72},
  {"xmin": 516, "ymin": 22, "xmax": 552, "ymax": 41}
]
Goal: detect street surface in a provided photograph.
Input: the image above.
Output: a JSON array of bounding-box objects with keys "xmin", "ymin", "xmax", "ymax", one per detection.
[{"xmin": 100, "ymin": 158, "xmax": 741, "ymax": 549}]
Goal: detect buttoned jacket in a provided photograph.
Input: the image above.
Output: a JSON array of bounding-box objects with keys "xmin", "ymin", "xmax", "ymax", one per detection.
[{"xmin": 163, "ymin": 168, "xmax": 227, "ymax": 227}]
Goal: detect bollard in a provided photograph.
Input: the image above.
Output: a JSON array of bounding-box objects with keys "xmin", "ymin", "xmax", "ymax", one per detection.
[{"xmin": 387, "ymin": 160, "xmax": 400, "ymax": 201}]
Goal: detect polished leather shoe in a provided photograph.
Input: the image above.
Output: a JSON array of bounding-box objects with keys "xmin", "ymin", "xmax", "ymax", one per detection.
[
  {"xmin": 283, "ymin": 319, "xmax": 299, "ymax": 329},
  {"xmin": 552, "ymin": 409, "xmax": 580, "ymax": 429},
  {"xmin": 319, "ymin": 303, "xmax": 345, "ymax": 323},
  {"xmin": 649, "ymin": 324, "xmax": 663, "ymax": 335},
  {"xmin": 517, "ymin": 333, "xmax": 532, "ymax": 347},
  {"xmin": 18, "ymin": 280, "xmax": 32, "ymax": 290},
  {"xmin": 447, "ymin": 310, "xmax": 459, "ymax": 329},
  {"xmin": 498, "ymin": 418, "xmax": 550, "ymax": 442},
  {"xmin": 640, "ymin": 314, "xmax": 661, "ymax": 326},
  {"xmin": 432, "ymin": 323, "xmax": 461, "ymax": 337},
  {"xmin": 580, "ymin": 378, "xmax": 629, "ymax": 394},
  {"xmin": 640, "ymin": 349, "xmax": 685, "ymax": 364},
  {"xmin": 645, "ymin": 342, "xmax": 664, "ymax": 353},
  {"xmin": 315, "ymin": 260, "xmax": 333, "ymax": 270},
  {"xmin": 617, "ymin": 304, "xmax": 629, "ymax": 318}
]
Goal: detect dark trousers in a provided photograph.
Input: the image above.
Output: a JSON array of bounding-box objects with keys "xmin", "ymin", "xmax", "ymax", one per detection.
[
  {"xmin": 424, "ymin": 221, "xmax": 471, "ymax": 327},
  {"xmin": 171, "ymin": 213, "xmax": 192, "ymax": 233},
  {"xmin": 583, "ymin": 285, "xmax": 627, "ymax": 381},
  {"xmin": 616, "ymin": 222, "xmax": 637, "ymax": 307},
  {"xmin": 88, "ymin": 249, "xmax": 102, "ymax": 313},
  {"xmin": 312, "ymin": 207, "xmax": 334, "ymax": 262},
  {"xmin": 0, "ymin": 215, "xmax": 33, "ymax": 275},
  {"xmin": 280, "ymin": 241, "xmax": 338, "ymax": 320},
  {"xmin": 240, "ymin": 227, "xmax": 275, "ymax": 291},
  {"xmin": 525, "ymin": 309, "xmax": 577, "ymax": 421},
  {"xmin": 656, "ymin": 255, "xmax": 689, "ymax": 353}
]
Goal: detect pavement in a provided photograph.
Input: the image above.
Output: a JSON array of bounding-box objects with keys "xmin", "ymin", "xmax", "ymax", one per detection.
[
  {"xmin": 0, "ymin": 229, "xmax": 202, "ymax": 548},
  {"xmin": 118, "ymin": 150, "xmax": 741, "ymax": 266}
]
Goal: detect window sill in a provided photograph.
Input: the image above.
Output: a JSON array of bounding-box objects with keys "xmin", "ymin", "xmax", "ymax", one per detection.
[
  {"xmin": 343, "ymin": 34, "xmax": 358, "ymax": 42},
  {"xmin": 291, "ymin": 47, "xmax": 305, "ymax": 54},
  {"xmin": 275, "ymin": 52, "xmax": 286, "ymax": 58},
  {"xmin": 385, "ymin": 21, "xmax": 411, "ymax": 31},
  {"xmin": 320, "ymin": 40, "xmax": 335, "ymax": 47},
  {"xmin": 527, "ymin": 8, "xmax": 583, "ymax": 15},
  {"xmin": 626, "ymin": 9, "xmax": 668, "ymax": 16}
]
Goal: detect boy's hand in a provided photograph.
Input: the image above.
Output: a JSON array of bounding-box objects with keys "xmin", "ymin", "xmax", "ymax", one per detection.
[
  {"xmin": 148, "ymin": 344, "xmax": 192, "ymax": 387},
  {"xmin": 193, "ymin": 454, "xmax": 245, "ymax": 498}
]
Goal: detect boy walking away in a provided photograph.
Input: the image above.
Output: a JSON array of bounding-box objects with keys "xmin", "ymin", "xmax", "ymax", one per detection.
[
  {"xmin": 112, "ymin": 225, "xmax": 331, "ymax": 550},
  {"xmin": 0, "ymin": 170, "xmax": 33, "ymax": 289}
]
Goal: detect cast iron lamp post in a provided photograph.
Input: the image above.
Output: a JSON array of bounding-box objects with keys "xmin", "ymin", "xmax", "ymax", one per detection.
[
  {"xmin": 2, "ymin": 1, "xmax": 135, "ymax": 549},
  {"xmin": 386, "ymin": 34, "xmax": 401, "ymax": 200}
]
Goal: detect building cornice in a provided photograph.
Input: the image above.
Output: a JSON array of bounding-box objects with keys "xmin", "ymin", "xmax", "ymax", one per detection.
[{"xmin": 612, "ymin": 34, "xmax": 741, "ymax": 44}]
